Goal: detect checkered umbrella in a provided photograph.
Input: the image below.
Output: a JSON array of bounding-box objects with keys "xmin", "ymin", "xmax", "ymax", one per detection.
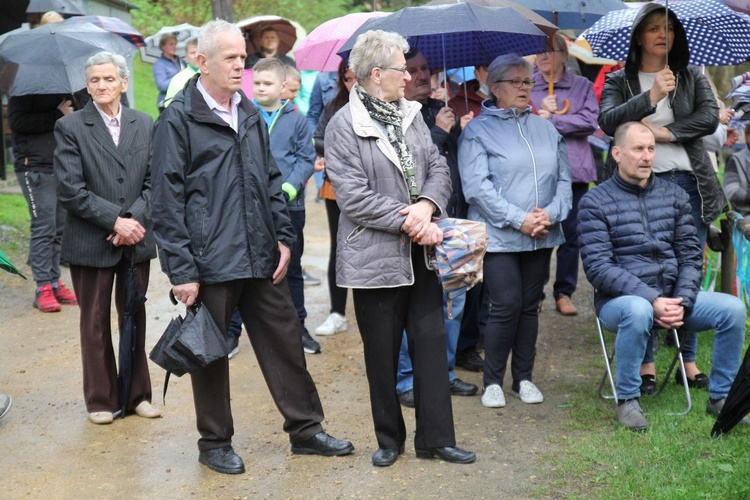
[
  {"xmin": 338, "ymin": 3, "xmax": 547, "ymax": 70},
  {"xmin": 584, "ymin": 0, "xmax": 750, "ymax": 66},
  {"xmin": 60, "ymin": 16, "xmax": 145, "ymax": 47}
]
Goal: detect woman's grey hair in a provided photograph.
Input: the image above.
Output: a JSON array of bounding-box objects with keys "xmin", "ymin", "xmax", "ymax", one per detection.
[
  {"xmin": 86, "ymin": 51, "xmax": 129, "ymax": 82},
  {"xmin": 348, "ymin": 30, "xmax": 409, "ymax": 82},
  {"xmin": 198, "ymin": 19, "xmax": 243, "ymax": 57},
  {"xmin": 487, "ymin": 54, "xmax": 532, "ymax": 86}
]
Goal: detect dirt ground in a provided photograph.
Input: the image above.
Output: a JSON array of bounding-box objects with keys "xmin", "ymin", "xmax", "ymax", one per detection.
[{"xmin": 0, "ymin": 190, "xmax": 599, "ymax": 499}]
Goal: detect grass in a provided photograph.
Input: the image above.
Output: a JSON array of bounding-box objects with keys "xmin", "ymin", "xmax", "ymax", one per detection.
[
  {"xmin": 546, "ymin": 326, "xmax": 750, "ymax": 499},
  {"xmin": 0, "ymin": 192, "xmax": 30, "ymax": 261},
  {"xmin": 132, "ymin": 57, "xmax": 159, "ymax": 119}
]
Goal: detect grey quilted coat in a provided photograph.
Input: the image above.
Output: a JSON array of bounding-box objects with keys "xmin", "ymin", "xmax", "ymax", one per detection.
[{"xmin": 324, "ymin": 88, "xmax": 451, "ymax": 288}]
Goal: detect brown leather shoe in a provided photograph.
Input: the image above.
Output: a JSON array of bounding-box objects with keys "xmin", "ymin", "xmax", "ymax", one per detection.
[{"xmin": 555, "ymin": 295, "xmax": 578, "ymax": 316}]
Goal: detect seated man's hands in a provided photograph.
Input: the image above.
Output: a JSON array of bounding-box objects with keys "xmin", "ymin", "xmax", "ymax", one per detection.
[{"xmin": 653, "ymin": 296, "xmax": 685, "ymax": 329}]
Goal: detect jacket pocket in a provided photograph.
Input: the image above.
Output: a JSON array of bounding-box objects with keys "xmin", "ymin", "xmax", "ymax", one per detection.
[
  {"xmin": 196, "ymin": 208, "xmax": 207, "ymax": 256},
  {"xmin": 345, "ymin": 225, "xmax": 367, "ymax": 243}
]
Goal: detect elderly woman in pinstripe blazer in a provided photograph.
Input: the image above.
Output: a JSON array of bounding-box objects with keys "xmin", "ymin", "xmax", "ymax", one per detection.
[{"xmin": 54, "ymin": 51, "xmax": 160, "ymax": 426}]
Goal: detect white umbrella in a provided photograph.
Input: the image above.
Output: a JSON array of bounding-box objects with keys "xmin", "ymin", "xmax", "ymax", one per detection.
[{"xmin": 139, "ymin": 23, "xmax": 200, "ymax": 64}]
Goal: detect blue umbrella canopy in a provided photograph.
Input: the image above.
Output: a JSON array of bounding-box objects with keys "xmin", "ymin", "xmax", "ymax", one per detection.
[
  {"xmin": 338, "ymin": 3, "xmax": 547, "ymax": 70},
  {"xmin": 522, "ymin": 0, "xmax": 628, "ymax": 30},
  {"xmin": 584, "ymin": 0, "xmax": 750, "ymax": 66}
]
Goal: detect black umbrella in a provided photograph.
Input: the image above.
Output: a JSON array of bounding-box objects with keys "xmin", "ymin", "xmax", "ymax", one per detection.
[
  {"xmin": 0, "ymin": 21, "xmax": 136, "ymax": 96},
  {"xmin": 149, "ymin": 292, "xmax": 229, "ymax": 402},
  {"xmin": 26, "ymin": 0, "xmax": 84, "ymax": 16},
  {"xmin": 338, "ymin": 3, "xmax": 547, "ymax": 71},
  {"xmin": 116, "ymin": 252, "xmax": 146, "ymax": 419},
  {"xmin": 711, "ymin": 345, "xmax": 750, "ymax": 437}
]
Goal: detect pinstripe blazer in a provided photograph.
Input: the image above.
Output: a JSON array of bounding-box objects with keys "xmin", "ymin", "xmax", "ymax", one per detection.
[{"xmin": 54, "ymin": 101, "xmax": 156, "ymax": 268}]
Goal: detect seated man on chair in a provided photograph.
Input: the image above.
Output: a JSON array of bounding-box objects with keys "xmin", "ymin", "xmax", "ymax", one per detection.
[{"xmin": 578, "ymin": 121, "xmax": 746, "ymax": 431}]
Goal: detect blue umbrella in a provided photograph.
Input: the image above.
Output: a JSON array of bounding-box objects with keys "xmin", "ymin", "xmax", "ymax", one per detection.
[
  {"xmin": 338, "ymin": 3, "xmax": 547, "ymax": 71},
  {"xmin": 584, "ymin": 0, "xmax": 750, "ymax": 66},
  {"xmin": 522, "ymin": 0, "xmax": 629, "ymax": 30}
]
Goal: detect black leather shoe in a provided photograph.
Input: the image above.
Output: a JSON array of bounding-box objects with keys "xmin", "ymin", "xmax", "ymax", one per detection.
[
  {"xmin": 291, "ymin": 431, "xmax": 354, "ymax": 456},
  {"xmin": 416, "ymin": 446, "xmax": 476, "ymax": 464},
  {"xmin": 640, "ymin": 374, "xmax": 656, "ymax": 395},
  {"xmin": 450, "ymin": 378, "xmax": 478, "ymax": 396},
  {"xmin": 398, "ymin": 389, "xmax": 415, "ymax": 408},
  {"xmin": 372, "ymin": 444, "xmax": 405, "ymax": 467},
  {"xmin": 198, "ymin": 446, "xmax": 245, "ymax": 474},
  {"xmin": 675, "ymin": 369, "xmax": 709, "ymax": 389},
  {"xmin": 456, "ymin": 350, "xmax": 483, "ymax": 372}
]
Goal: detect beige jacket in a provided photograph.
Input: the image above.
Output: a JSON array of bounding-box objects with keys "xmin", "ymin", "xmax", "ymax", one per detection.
[{"xmin": 324, "ymin": 88, "xmax": 451, "ymax": 288}]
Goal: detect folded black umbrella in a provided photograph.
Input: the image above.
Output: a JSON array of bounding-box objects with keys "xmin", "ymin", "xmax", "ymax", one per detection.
[
  {"xmin": 116, "ymin": 252, "xmax": 146, "ymax": 418},
  {"xmin": 149, "ymin": 292, "xmax": 230, "ymax": 402},
  {"xmin": 712, "ymin": 344, "xmax": 750, "ymax": 437}
]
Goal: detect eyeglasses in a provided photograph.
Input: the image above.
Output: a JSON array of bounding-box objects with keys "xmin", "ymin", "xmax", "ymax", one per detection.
[
  {"xmin": 497, "ymin": 78, "xmax": 534, "ymax": 89},
  {"xmin": 380, "ymin": 66, "xmax": 408, "ymax": 74}
]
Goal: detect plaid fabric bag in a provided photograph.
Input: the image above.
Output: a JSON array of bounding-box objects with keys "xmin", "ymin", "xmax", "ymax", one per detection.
[{"xmin": 426, "ymin": 218, "xmax": 488, "ymax": 319}]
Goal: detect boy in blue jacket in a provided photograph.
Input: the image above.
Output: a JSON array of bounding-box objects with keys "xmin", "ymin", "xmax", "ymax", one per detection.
[{"xmin": 251, "ymin": 58, "xmax": 318, "ymax": 354}]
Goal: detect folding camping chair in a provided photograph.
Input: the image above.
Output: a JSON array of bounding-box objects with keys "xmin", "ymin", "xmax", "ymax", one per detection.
[{"xmin": 596, "ymin": 317, "xmax": 692, "ymax": 416}]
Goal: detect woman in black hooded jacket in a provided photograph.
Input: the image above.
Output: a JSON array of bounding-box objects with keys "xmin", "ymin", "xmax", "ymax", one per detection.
[{"xmin": 598, "ymin": 3, "xmax": 724, "ymax": 393}]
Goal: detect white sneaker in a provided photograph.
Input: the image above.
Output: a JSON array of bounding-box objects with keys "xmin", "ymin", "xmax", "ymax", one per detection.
[
  {"xmin": 481, "ymin": 384, "xmax": 506, "ymax": 408},
  {"xmin": 511, "ymin": 380, "xmax": 544, "ymax": 404},
  {"xmin": 315, "ymin": 312, "xmax": 348, "ymax": 336}
]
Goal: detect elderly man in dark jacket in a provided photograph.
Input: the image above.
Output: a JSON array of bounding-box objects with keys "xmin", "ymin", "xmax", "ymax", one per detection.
[
  {"xmin": 578, "ymin": 122, "xmax": 745, "ymax": 432},
  {"xmin": 150, "ymin": 20, "xmax": 353, "ymax": 475}
]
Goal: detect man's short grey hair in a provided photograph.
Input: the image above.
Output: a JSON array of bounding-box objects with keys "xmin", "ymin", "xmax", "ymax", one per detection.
[
  {"xmin": 86, "ymin": 51, "xmax": 129, "ymax": 82},
  {"xmin": 348, "ymin": 30, "xmax": 409, "ymax": 82},
  {"xmin": 198, "ymin": 19, "xmax": 243, "ymax": 57}
]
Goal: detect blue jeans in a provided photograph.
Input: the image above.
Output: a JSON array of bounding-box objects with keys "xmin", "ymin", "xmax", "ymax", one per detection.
[
  {"xmin": 396, "ymin": 291, "xmax": 465, "ymax": 394},
  {"xmin": 599, "ymin": 292, "xmax": 745, "ymax": 400}
]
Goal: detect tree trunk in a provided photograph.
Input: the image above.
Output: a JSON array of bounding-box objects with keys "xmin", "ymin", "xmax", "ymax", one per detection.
[{"xmin": 211, "ymin": 0, "xmax": 233, "ymax": 22}]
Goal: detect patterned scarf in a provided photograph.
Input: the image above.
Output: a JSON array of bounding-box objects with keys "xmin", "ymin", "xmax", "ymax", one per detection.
[{"xmin": 355, "ymin": 83, "xmax": 419, "ymax": 203}]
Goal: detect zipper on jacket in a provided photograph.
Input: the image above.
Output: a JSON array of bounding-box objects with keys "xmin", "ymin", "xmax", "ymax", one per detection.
[
  {"xmin": 638, "ymin": 191, "xmax": 665, "ymax": 290},
  {"xmin": 198, "ymin": 208, "xmax": 206, "ymax": 256},
  {"xmin": 515, "ymin": 113, "xmax": 539, "ymax": 251}
]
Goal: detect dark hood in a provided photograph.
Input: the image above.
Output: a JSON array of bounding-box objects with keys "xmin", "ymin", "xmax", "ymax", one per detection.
[{"xmin": 625, "ymin": 3, "xmax": 690, "ymax": 79}]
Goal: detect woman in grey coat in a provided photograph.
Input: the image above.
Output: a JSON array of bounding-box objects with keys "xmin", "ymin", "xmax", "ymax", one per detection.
[
  {"xmin": 325, "ymin": 30, "xmax": 475, "ymax": 468},
  {"xmin": 458, "ymin": 54, "xmax": 572, "ymax": 410}
]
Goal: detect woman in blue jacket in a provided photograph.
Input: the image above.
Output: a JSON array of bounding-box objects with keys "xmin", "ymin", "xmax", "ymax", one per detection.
[{"xmin": 458, "ymin": 54, "xmax": 571, "ymax": 410}]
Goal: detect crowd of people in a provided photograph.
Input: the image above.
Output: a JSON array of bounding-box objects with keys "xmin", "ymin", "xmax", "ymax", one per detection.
[{"xmin": 4, "ymin": 3, "xmax": 750, "ymax": 473}]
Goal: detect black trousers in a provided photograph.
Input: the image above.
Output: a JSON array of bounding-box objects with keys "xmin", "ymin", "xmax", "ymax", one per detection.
[
  {"xmin": 324, "ymin": 199, "xmax": 348, "ymax": 315},
  {"xmin": 483, "ymin": 249, "xmax": 552, "ymax": 389},
  {"xmin": 190, "ymin": 277, "xmax": 324, "ymax": 451},
  {"xmin": 353, "ymin": 245, "xmax": 455, "ymax": 450}
]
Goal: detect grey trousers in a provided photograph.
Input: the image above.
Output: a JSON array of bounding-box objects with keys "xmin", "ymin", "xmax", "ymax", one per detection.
[{"xmin": 16, "ymin": 170, "xmax": 66, "ymax": 286}]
